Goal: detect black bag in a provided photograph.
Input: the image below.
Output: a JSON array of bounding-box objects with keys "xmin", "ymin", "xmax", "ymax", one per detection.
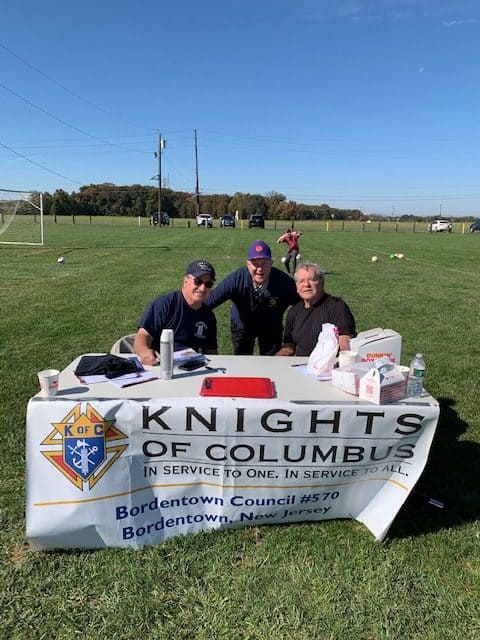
[{"xmin": 74, "ymin": 354, "xmax": 138, "ymax": 379}]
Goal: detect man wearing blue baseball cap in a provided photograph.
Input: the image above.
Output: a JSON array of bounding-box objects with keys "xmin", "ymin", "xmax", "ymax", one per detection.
[
  {"xmin": 134, "ymin": 259, "xmax": 218, "ymax": 365},
  {"xmin": 205, "ymin": 240, "xmax": 299, "ymax": 355}
]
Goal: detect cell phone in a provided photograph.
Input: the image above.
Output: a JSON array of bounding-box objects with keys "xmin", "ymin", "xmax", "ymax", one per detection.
[{"xmin": 178, "ymin": 359, "xmax": 206, "ymax": 371}]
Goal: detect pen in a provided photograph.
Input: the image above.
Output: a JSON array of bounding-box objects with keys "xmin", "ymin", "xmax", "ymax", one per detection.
[{"xmin": 291, "ymin": 363, "xmax": 307, "ymax": 367}]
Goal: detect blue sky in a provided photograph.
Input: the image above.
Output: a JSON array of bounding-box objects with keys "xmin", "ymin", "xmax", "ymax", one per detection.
[{"xmin": 1, "ymin": 0, "xmax": 480, "ymax": 217}]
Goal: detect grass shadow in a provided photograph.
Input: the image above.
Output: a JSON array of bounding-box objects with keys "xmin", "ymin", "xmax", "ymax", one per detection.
[{"xmin": 388, "ymin": 396, "xmax": 479, "ymax": 539}]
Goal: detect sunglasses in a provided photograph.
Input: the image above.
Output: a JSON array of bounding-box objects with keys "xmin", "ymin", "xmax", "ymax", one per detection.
[{"xmin": 190, "ymin": 275, "xmax": 214, "ymax": 288}]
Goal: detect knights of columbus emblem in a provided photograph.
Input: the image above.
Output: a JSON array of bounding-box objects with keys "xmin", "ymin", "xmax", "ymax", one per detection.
[{"xmin": 41, "ymin": 403, "xmax": 128, "ymax": 490}]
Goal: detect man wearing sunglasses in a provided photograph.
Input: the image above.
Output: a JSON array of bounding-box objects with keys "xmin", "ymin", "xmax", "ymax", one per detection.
[
  {"xmin": 205, "ymin": 240, "xmax": 299, "ymax": 355},
  {"xmin": 134, "ymin": 260, "xmax": 218, "ymax": 365}
]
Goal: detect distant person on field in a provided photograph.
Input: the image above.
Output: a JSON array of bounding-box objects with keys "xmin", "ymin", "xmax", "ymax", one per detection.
[
  {"xmin": 276, "ymin": 261, "xmax": 356, "ymax": 356},
  {"xmin": 134, "ymin": 260, "xmax": 218, "ymax": 365},
  {"xmin": 205, "ymin": 240, "xmax": 299, "ymax": 355},
  {"xmin": 277, "ymin": 228, "xmax": 302, "ymax": 273}
]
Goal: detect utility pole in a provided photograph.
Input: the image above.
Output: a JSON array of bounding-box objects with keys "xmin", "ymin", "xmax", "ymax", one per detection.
[
  {"xmin": 156, "ymin": 133, "xmax": 166, "ymax": 216},
  {"xmin": 194, "ymin": 129, "xmax": 201, "ymax": 217}
]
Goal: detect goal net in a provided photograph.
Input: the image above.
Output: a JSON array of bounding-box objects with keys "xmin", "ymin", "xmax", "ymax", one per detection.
[{"xmin": 0, "ymin": 188, "xmax": 44, "ymax": 246}]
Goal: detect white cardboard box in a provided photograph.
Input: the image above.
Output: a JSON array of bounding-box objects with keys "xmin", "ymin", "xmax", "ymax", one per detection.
[
  {"xmin": 331, "ymin": 362, "xmax": 372, "ymax": 395},
  {"xmin": 359, "ymin": 364, "xmax": 407, "ymax": 404},
  {"xmin": 350, "ymin": 328, "xmax": 402, "ymax": 364}
]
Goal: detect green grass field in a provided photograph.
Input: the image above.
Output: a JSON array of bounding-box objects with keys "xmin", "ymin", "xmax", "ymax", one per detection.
[{"xmin": 1, "ymin": 222, "xmax": 479, "ymax": 639}]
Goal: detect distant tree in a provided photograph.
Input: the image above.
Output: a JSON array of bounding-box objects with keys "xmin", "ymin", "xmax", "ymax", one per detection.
[
  {"xmin": 265, "ymin": 191, "xmax": 286, "ymax": 218},
  {"xmin": 296, "ymin": 204, "xmax": 314, "ymax": 220},
  {"xmin": 227, "ymin": 193, "xmax": 250, "ymax": 219},
  {"xmin": 276, "ymin": 200, "xmax": 298, "ymax": 220},
  {"xmin": 134, "ymin": 195, "xmax": 146, "ymax": 217},
  {"xmin": 50, "ymin": 189, "xmax": 73, "ymax": 216},
  {"xmin": 42, "ymin": 184, "xmax": 435, "ymax": 224},
  {"xmin": 226, "ymin": 193, "xmax": 266, "ymax": 218},
  {"xmin": 248, "ymin": 194, "xmax": 268, "ymax": 217},
  {"xmin": 41, "ymin": 192, "xmax": 53, "ymax": 215},
  {"xmin": 202, "ymin": 193, "xmax": 231, "ymax": 216}
]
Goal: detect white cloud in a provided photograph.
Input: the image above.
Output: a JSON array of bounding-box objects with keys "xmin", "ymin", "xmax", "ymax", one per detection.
[
  {"xmin": 442, "ymin": 18, "xmax": 480, "ymax": 27},
  {"xmin": 302, "ymin": 1, "xmax": 480, "ymax": 25}
]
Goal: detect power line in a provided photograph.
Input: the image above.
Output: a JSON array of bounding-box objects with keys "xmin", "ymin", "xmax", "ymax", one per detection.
[
  {"xmin": 0, "ymin": 40, "xmax": 156, "ymax": 134},
  {"xmin": 0, "ymin": 140, "xmax": 83, "ymax": 185},
  {"xmin": 0, "ymin": 81, "xmax": 150, "ymax": 154}
]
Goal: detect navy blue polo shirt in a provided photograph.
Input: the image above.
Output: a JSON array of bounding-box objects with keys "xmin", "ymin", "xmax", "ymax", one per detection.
[
  {"xmin": 138, "ymin": 290, "xmax": 217, "ymax": 353},
  {"xmin": 205, "ymin": 266, "xmax": 299, "ymax": 333}
]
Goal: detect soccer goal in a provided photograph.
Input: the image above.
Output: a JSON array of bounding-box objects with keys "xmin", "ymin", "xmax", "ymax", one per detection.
[{"xmin": 0, "ymin": 188, "xmax": 44, "ymax": 246}]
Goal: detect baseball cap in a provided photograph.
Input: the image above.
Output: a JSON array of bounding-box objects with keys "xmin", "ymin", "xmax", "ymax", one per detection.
[
  {"xmin": 247, "ymin": 240, "xmax": 272, "ymax": 260},
  {"xmin": 186, "ymin": 259, "xmax": 216, "ymax": 281}
]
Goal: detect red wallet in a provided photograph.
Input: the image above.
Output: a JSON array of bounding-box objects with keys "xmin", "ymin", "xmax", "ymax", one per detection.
[{"xmin": 200, "ymin": 376, "xmax": 275, "ymax": 398}]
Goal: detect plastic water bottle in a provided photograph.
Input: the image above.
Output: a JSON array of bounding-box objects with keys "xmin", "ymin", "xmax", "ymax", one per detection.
[
  {"xmin": 160, "ymin": 329, "xmax": 174, "ymax": 380},
  {"xmin": 407, "ymin": 353, "xmax": 425, "ymax": 397}
]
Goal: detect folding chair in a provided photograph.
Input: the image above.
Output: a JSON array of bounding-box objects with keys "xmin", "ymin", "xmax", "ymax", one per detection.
[{"xmin": 110, "ymin": 334, "xmax": 136, "ymax": 355}]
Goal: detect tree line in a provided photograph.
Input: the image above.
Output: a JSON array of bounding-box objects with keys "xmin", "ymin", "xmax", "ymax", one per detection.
[{"xmin": 41, "ymin": 184, "xmax": 364, "ymax": 221}]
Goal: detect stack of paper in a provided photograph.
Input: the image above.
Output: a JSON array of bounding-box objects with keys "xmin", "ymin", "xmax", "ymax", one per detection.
[{"xmin": 173, "ymin": 348, "xmax": 206, "ymax": 367}]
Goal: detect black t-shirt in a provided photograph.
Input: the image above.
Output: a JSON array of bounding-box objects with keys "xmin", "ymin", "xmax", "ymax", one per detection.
[{"xmin": 283, "ymin": 294, "xmax": 356, "ymax": 356}]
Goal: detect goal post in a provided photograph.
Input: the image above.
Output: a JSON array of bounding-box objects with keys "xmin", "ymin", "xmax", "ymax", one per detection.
[{"xmin": 0, "ymin": 188, "xmax": 44, "ymax": 246}]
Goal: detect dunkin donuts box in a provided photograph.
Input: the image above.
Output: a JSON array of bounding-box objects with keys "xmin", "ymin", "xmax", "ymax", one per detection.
[
  {"xmin": 331, "ymin": 361, "xmax": 372, "ymax": 395},
  {"xmin": 350, "ymin": 328, "xmax": 402, "ymax": 364},
  {"xmin": 359, "ymin": 363, "xmax": 406, "ymax": 404}
]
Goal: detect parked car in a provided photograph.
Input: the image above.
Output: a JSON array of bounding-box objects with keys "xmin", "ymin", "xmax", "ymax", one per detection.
[
  {"xmin": 428, "ymin": 219, "xmax": 452, "ymax": 232},
  {"xmin": 248, "ymin": 214, "xmax": 265, "ymax": 229},
  {"xmin": 197, "ymin": 213, "xmax": 213, "ymax": 227},
  {"xmin": 220, "ymin": 214, "xmax": 235, "ymax": 228},
  {"xmin": 150, "ymin": 212, "xmax": 169, "ymax": 226},
  {"xmin": 469, "ymin": 220, "xmax": 480, "ymax": 232}
]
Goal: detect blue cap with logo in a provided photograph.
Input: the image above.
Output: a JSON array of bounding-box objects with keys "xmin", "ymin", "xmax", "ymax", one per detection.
[{"xmin": 247, "ymin": 240, "xmax": 272, "ymax": 260}]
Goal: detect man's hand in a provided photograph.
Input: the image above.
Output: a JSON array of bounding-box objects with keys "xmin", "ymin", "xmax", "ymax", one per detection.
[
  {"xmin": 134, "ymin": 329, "xmax": 158, "ymax": 365},
  {"xmin": 137, "ymin": 349, "xmax": 159, "ymax": 366},
  {"xmin": 276, "ymin": 344, "xmax": 295, "ymax": 356}
]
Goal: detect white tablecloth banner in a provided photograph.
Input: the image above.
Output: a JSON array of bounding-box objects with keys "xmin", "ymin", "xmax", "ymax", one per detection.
[{"xmin": 26, "ymin": 396, "xmax": 439, "ymax": 548}]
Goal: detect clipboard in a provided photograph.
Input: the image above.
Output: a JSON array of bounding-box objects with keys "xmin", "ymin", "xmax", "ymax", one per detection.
[{"xmin": 200, "ymin": 376, "xmax": 275, "ymax": 398}]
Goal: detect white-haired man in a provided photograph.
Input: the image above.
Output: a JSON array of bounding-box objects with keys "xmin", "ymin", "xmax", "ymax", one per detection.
[{"xmin": 276, "ymin": 261, "xmax": 356, "ymax": 356}]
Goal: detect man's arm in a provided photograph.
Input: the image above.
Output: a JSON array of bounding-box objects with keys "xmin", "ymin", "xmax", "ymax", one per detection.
[
  {"xmin": 134, "ymin": 328, "xmax": 158, "ymax": 366},
  {"xmin": 276, "ymin": 343, "xmax": 295, "ymax": 356},
  {"xmin": 204, "ymin": 274, "xmax": 235, "ymax": 310},
  {"xmin": 328, "ymin": 297, "xmax": 356, "ymax": 352},
  {"xmin": 338, "ymin": 334, "xmax": 352, "ymax": 352},
  {"xmin": 277, "ymin": 305, "xmax": 296, "ymax": 356}
]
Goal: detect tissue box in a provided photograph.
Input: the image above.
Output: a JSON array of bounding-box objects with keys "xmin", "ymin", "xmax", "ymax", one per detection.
[
  {"xmin": 350, "ymin": 327, "xmax": 402, "ymax": 364},
  {"xmin": 359, "ymin": 364, "xmax": 406, "ymax": 404},
  {"xmin": 331, "ymin": 362, "xmax": 372, "ymax": 395}
]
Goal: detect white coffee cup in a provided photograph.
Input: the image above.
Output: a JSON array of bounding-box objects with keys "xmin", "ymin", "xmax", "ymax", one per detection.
[
  {"xmin": 338, "ymin": 350, "xmax": 359, "ymax": 368},
  {"xmin": 37, "ymin": 369, "xmax": 60, "ymax": 397}
]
